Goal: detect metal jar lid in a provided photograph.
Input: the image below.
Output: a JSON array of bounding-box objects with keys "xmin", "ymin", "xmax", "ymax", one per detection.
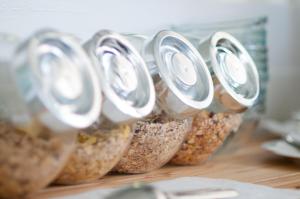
[
  {"xmin": 10, "ymin": 30, "xmax": 102, "ymax": 131},
  {"xmin": 143, "ymin": 30, "xmax": 214, "ymax": 116},
  {"xmin": 84, "ymin": 30, "xmax": 155, "ymax": 123},
  {"xmin": 196, "ymin": 32, "xmax": 260, "ymax": 112}
]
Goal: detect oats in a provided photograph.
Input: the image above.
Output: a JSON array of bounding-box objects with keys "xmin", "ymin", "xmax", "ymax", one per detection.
[{"xmin": 114, "ymin": 114, "xmax": 191, "ymax": 174}]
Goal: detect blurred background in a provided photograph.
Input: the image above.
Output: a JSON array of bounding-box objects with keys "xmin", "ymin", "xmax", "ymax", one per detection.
[{"xmin": 0, "ymin": 0, "xmax": 299, "ymax": 120}]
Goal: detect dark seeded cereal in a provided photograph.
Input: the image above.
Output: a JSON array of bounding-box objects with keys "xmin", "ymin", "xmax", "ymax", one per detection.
[{"xmin": 170, "ymin": 111, "xmax": 242, "ymax": 165}]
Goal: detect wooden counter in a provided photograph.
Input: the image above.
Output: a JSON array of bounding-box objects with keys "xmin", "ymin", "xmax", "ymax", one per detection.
[{"xmin": 34, "ymin": 121, "xmax": 300, "ymax": 198}]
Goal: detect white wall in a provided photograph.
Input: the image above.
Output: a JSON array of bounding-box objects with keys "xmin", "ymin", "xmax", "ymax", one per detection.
[{"xmin": 0, "ymin": 0, "xmax": 299, "ymax": 119}]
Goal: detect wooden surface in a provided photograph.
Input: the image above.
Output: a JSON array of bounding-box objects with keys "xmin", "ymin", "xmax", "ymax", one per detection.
[{"xmin": 34, "ymin": 121, "xmax": 300, "ymax": 199}]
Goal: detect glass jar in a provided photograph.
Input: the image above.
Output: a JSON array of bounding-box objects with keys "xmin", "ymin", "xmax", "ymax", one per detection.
[
  {"xmin": 113, "ymin": 30, "xmax": 214, "ymax": 173},
  {"xmin": 55, "ymin": 30, "xmax": 156, "ymax": 184},
  {"xmin": 0, "ymin": 30, "xmax": 101, "ymax": 198},
  {"xmin": 171, "ymin": 16, "xmax": 268, "ymax": 117},
  {"xmin": 170, "ymin": 32, "xmax": 260, "ymax": 165}
]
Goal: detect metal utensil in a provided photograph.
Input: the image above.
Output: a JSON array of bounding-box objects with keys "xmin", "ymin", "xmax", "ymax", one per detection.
[
  {"xmin": 105, "ymin": 185, "xmax": 238, "ymax": 199},
  {"xmin": 262, "ymin": 139, "xmax": 300, "ymax": 159},
  {"xmin": 261, "ymin": 118, "xmax": 300, "ymax": 149},
  {"xmin": 285, "ymin": 132, "xmax": 300, "ymax": 149}
]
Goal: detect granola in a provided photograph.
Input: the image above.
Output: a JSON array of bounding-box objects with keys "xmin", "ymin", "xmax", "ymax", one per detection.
[
  {"xmin": 55, "ymin": 124, "xmax": 132, "ymax": 184},
  {"xmin": 0, "ymin": 121, "xmax": 74, "ymax": 199}
]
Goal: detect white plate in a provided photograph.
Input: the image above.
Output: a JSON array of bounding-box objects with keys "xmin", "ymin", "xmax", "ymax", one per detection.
[{"xmin": 262, "ymin": 139, "xmax": 300, "ymax": 159}]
